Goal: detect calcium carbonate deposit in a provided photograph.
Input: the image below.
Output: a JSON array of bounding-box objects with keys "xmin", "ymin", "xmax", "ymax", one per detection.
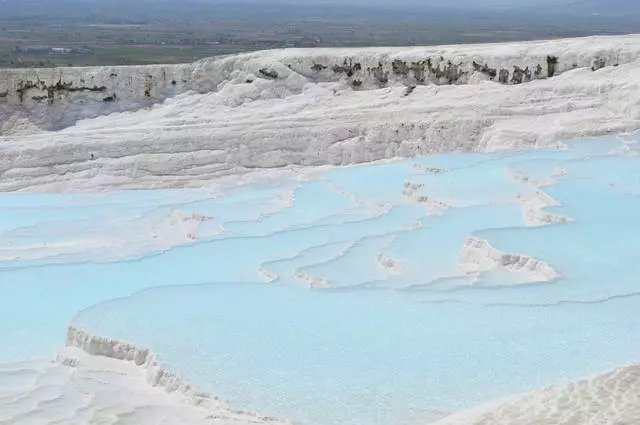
[{"xmin": 2, "ymin": 35, "xmax": 640, "ymax": 425}]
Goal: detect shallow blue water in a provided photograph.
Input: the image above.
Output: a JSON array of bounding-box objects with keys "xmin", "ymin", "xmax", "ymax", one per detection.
[
  {"xmin": 2, "ymin": 134, "xmax": 640, "ymax": 425},
  {"xmin": 75, "ymin": 283, "xmax": 640, "ymax": 425}
]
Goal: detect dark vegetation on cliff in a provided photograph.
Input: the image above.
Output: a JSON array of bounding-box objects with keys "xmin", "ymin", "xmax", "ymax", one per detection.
[{"xmin": 1, "ymin": 0, "xmax": 639, "ymax": 68}]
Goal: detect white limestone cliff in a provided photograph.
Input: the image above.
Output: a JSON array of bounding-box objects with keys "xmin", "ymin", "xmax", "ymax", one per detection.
[
  {"xmin": 2, "ymin": 34, "xmax": 640, "ymax": 134},
  {"xmin": 3, "ymin": 35, "xmax": 640, "ymax": 192}
]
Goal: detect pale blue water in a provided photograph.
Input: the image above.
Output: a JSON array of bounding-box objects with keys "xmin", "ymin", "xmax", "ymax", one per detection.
[
  {"xmin": 75, "ymin": 283, "xmax": 639, "ymax": 425},
  {"xmin": 1, "ymin": 134, "xmax": 640, "ymax": 425}
]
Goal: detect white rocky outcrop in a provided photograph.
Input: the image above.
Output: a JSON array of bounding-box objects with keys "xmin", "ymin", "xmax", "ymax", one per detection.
[
  {"xmin": 458, "ymin": 236, "xmax": 559, "ymax": 283},
  {"xmin": 2, "ymin": 35, "xmax": 639, "ymax": 134},
  {"xmin": 3, "ymin": 35, "xmax": 640, "ymax": 192},
  {"xmin": 516, "ymin": 190, "xmax": 572, "ymax": 226},
  {"xmin": 65, "ymin": 325, "xmax": 288, "ymax": 424},
  {"xmin": 0, "ymin": 345, "xmax": 286, "ymax": 425}
]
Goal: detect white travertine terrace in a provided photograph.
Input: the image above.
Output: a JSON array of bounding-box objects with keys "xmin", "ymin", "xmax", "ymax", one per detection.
[
  {"xmin": 458, "ymin": 236, "xmax": 560, "ymax": 284},
  {"xmin": 62, "ymin": 326, "xmax": 288, "ymax": 425},
  {"xmin": 3, "ymin": 34, "xmax": 640, "ymax": 425},
  {"xmin": 2, "ymin": 35, "xmax": 640, "ymax": 192},
  {"xmin": 0, "ymin": 344, "xmax": 286, "ymax": 425}
]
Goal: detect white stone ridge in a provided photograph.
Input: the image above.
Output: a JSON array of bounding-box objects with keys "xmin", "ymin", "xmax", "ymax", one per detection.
[
  {"xmin": 403, "ymin": 181, "xmax": 452, "ymax": 213},
  {"xmin": 458, "ymin": 236, "xmax": 559, "ymax": 283},
  {"xmin": 1, "ymin": 34, "xmax": 639, "ymax": 134},
  {"xmin": 431, "ymin": 361, "xmax": 640, "ymax": 425},
  {"xmin": 65, "ymin": 325, "xmax": 289, "ymax": 425},
  {"xmin": 3, "ymin": 35, "xmax": 640, "ymax": 192},
  {"xmin": 506, "ymin": 164, "xmax": 573, "ymax": 225},
  {"xmin": 517, "ymin": 189, "xmax": 572, "ymax": 226},
  {"xmin": 0, "ymin": 347, "xmax": 283, "ymax": 425}
]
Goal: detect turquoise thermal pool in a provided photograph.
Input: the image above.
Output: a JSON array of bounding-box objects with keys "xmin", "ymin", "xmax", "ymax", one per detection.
[{"xmin": 2, "ymin": 135, "xmax": 640, "ymax": 425}]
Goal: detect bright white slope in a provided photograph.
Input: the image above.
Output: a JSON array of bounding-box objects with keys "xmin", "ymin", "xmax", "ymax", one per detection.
[
  {"xmin": 2, "ymin": 35, "xmax": 640, "ymax": 191},
  {"xmin": 431, "ymin": 363, "xmax": 640, "ymax": 425},
  {"xmin": 0, "ymin": 347, "xmax": 286, "ymax": 425}
]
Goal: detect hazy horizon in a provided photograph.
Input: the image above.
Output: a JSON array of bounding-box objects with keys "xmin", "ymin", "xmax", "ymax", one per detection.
[
  {"xmin": 1, "ymin": 0, "xmax": 637, "ymax": 15},
  {"xmin": 2, "ymin": 0, "xmax": 639, "ymax": 68}
]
